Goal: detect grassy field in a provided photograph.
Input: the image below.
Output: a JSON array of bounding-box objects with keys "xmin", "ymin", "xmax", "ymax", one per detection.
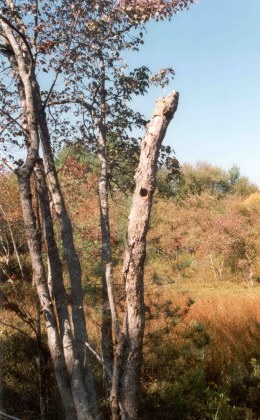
[
  {"xmin": 141, "ymin": 280, "xmax": 260, "ymax": 419},
  {"xmin": 1, "ymin": 164, "xmax": 260, "ymax": 418}
]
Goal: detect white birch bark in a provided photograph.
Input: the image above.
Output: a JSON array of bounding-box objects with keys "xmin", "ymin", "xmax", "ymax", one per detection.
[
  {"xmin": 34, "ymin": 161, "xmax": 93, "ymax": 419},
  {"xmin": 0, "ymin": 18, "xmax": 79, "ymax": 415},
  {"xmin": 0, "ymin": 13, "xmax": 94, "ymax": 418},
  {"xmin": 34, "ymin": 98, "xmax": 97, "ymax": 407}
]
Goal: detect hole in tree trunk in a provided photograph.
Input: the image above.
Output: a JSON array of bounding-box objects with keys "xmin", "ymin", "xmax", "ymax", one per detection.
[{"xmin": 140, "ymin": 188, "xmax": 148, "ymax": 197}]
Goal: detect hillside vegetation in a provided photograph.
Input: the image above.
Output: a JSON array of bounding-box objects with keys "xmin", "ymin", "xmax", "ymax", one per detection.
[{"xmin": 1, "ymin": 156, "xmax": 260, "ymax": 419}]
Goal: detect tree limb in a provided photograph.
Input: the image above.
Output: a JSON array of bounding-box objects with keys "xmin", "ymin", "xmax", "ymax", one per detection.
[
  {"xmin": 0, "ymin": 410, "xmax": 21, "ymax": 420},
  {"xmin": 0, "ymin": 12, "xmax": 34, "ymax": 65},
  {"xmin": 85, "ymin": 341, "xmax": 112, "ymax": 379}
]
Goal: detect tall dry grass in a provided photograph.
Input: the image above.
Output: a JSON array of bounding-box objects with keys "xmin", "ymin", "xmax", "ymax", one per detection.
[
  {"xmin": 188, "ymin": 291, "xmax": 260, "ymax": 381},
  {"xmin": 144, "ymin": 284, "xmax": 260, "ymax": 381}
]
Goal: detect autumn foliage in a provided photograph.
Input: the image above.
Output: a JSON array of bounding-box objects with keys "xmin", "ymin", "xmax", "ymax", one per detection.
[{"xmin": 1, "ymin": 158, "xmax": 260, "ymax": 418}]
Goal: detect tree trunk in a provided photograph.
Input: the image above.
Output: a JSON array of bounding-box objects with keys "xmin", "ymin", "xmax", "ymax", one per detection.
[
  {"xmin": 35, "ymin": 100, "xmax": 97, "ymax": 407},
  {"xmin": 0, "ymin": 21, "xmax": 76, "ymax": 415},
  {"xmin": 96, "ymin": 56, "xmax": 114, "ymax": 391},
  {"xmin": 0, "ymin": 17, "xmax": 95, "ymax": 417},
  {"xmin": 17, "ymin": 170, "xmax": 77, "ymax": 419},
  {"xmin": 34, "ymin": 160, "xmax": 93, "ymax": 419},
  {"xmin": 120, "ymin": 91, "xmax": 179, "ymax": 419},
  {"xmin": 98, "ymin": 124, "xmax": 113, "ymax": 393},
  {"xmin": 35, "ymin": 299, "xmax": 46, "ymax": 420},
  {"xmin": 97, "ymin": 125, "xmax": 124, "ymax": 418},
  {"xmin": 98, "ymin": 128, "xmax": 114, "ymax": 390}
]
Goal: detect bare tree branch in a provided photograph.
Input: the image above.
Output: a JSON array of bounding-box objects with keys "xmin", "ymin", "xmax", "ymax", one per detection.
[{"xmin": 85, "ymin": 341, "xmax": 112, "ymax": 379}]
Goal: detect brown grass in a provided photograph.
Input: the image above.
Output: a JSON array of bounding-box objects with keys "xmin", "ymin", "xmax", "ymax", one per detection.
[{"xmin": 144, "ymin": 283, "xmax": 260, "ymax": 381}]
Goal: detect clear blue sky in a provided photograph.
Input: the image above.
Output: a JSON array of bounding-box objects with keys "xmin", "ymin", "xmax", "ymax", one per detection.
[{"xmin": 130, "ymin": 0, "xmax": 260, "ymax": 186}]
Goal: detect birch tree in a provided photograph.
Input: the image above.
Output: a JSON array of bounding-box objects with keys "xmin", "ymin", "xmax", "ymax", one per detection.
[
  {"xmin": 0, "ymin": 0, "xmax": 192, "ymax": 418},
  {"xmin": 44, "ymin": 2, "xmax": 177, "ymax": 394}
]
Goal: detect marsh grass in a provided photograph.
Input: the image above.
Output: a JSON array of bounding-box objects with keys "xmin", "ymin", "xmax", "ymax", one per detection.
[{"xmin": 141, "ymin": 282, "xmax": 260, "ymax": 419}]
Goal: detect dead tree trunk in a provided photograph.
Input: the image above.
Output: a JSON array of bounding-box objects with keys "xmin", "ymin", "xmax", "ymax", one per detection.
[{"xmin": 120, "ymin": 91, "xmax": 179, "ymax": 419}]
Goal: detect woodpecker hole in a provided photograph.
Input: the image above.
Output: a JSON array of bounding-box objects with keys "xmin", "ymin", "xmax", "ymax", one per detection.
[{"xmin": 140, "ymin": 188, "xmax": 148, "ymax": 197}]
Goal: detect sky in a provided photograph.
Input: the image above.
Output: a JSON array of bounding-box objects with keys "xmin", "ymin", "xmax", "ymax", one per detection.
[
  {"xmin": 2, "ymin": 1, "xmax": 259, "ymax": 186},
  {"xmin": 129, "ymin": 0, "xmax": 260, "ymax": 186}
]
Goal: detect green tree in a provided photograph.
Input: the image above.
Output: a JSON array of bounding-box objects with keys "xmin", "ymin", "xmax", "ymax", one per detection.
[{"xmin": 157, "ymin": 162, "xmax": 258, "ymax": 199}]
